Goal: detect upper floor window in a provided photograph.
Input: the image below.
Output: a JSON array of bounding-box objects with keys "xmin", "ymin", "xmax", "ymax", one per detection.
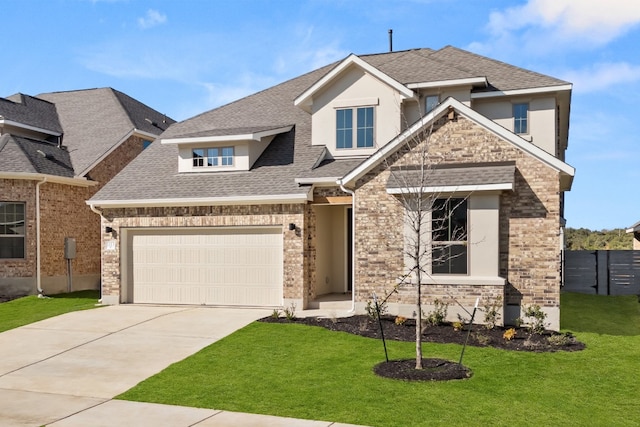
[
  {"xmin": 0, "ymin": 202, "xmax": 25, "ymax": 259},
  {"xmin": 142, "ymin": 140, "xmax": 152, "ymax": 149},
  {"xmin": 192, "ymin": 147, "xmax": 234, "ymax": 168},
  {"xmin": 513, "ymin": 103, "xmax": 529, "ymax": 134},
  {"xmin": 336, "ymin": 107, "xmax": 374, "ymax": 149},
  {"xmin": 425, "ymin": 95, "xmax": 439, "ymax": 113},
  {"xmin": 432, "ymin": 198, "xmax": 467, "ymax": 274}
]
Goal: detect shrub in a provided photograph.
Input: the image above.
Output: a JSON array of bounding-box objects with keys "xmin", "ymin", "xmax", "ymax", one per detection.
[
  {"xmin": 366, "ymin": 298, "xmax": 388, "ymax": 321},
  {"xmin": 523, "ymin": 304, "xmax": 548, "ymax": 335},
  {"xmin": 395, "ymin": 316, "xmax": 407, "ymax": 325},
  {"xmin": 547, "ymin": 332, "xmax": 573, "ymax": 346},
  {"xmin": 283, "ymin": 302, "xmax": 297, "ymax": 321},
  {"xmin": 423, "ymin": 299, "xmax": 449, "ymax": 326},
  {"xmin": 483, "ymin": 296, "xmax": 503, "ymax": 329},
  {"xmin": 503, "ymin": 328, "xmax": 517, "ymax": 341},
  {"xmin": 473, "ymin": 332, "xmax": 491, "ymax": 345},
  {"xmin": 271, "ymin": 309, "xmax": 281, "ymax": 319}
]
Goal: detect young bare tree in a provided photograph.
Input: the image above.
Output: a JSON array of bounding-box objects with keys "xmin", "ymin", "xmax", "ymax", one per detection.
[{"xmin": 385, "ymin": 107, "xmax": 468, "ymax": 370}]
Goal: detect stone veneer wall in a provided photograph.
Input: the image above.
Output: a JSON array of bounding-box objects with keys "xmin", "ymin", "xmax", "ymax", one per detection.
[
  {"xmin": 99, "ymin": 204, "xmax": 308, "ymax": 306},
  {"xmin": 352, "ymin": 116, "xmax": 561, "ymax": 327}
]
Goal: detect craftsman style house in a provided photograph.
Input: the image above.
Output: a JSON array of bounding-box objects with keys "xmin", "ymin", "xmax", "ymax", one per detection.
[
  {"xmin": 0, "ymin": 88, "xmax": 174, "ymax": 297},
  {"xmin": 89, "ymin": 46, "xmax": 574, "ymax": 329}
]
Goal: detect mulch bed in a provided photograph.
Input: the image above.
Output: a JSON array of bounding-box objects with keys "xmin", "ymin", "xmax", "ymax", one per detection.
[{"xmin": 259, "ymin": 314, "xmax": 585, "ymax": 382}]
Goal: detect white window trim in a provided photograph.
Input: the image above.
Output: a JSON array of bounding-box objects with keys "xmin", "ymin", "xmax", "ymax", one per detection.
[
  {"xmin": 335, "ymin": 106, "xmax": 376, "ymax": 150},
  {"xmin": 192, "ymin": 146, "xmax": 235, "ymax": 168},
  {"xmin": 513, "ymin": 102, "xmax": 529, "ymax": 135},
  {"xmin": 0, "ymin": 201, "xmax": 26, "ymax": 259}
]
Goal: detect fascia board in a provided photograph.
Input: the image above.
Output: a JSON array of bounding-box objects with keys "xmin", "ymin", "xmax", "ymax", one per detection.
[
  {"xmin": 387, "ymin": 182, "xmax": 513, "ymax": 194},
  {"xmin": 88, "ymin": 192, "xmax": 312, "ymax": 208},
  {"xmin": 471, "ymin": 84, "xmax": 572, "ymax": 99},
  {"xmin": 161, "ymin": 125, "xmax": 293, "ymax": 145},
  {"xmin": 0, "ymin": 119, "xmax": 62, "ymax": 137},
  {"xmin": 0, "ymin": 172, "xmax": 97, "ymax": 187},
  {"xmin": 294, "ymin": 54, "xmax": 414, "ymax": 108},
  {"xmin": 295, "ymin": 177, "xmax": 341, "ymax": 185},
  {"xmin": 407, "ymin": 77, "xmax": 488, "ymax": 89},
  {"xmin": 339, "ymin": 97, "xmax": 575, "ymax": 186}
]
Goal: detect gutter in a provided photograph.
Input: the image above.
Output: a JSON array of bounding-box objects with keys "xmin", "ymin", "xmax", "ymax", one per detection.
[
  {"xmin": 35, "ymin": 177, "xmax": 47, "ymax": 295},
  {"xmin": 338, "ymin": 181, "xmax": 356, "ymax": 314}
]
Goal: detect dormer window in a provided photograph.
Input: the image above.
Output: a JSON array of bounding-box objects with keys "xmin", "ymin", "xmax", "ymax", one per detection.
[
  {"xmin": 192, "ymin": 147, "xmax": 234, "ymax": 168},
  {"xmin": 336, "ymin": 107, "xmax": 374, "ymax": 149}
]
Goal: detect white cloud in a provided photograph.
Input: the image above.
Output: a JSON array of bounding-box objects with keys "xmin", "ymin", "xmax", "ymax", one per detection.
[
  {"xmin": 562, "ymin": 62, "xmax": 640, "ymax": 93},
  {"xmin": 137, "ymin": 9, "xmax": 167, "ymax": 29},
  {"xmin": 471, "ymin": 0, "xmax": 640, "ymax": 56}
]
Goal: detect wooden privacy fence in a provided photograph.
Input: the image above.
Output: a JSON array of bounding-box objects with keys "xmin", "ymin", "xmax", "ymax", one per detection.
[{"xmin": 563, "ymin": 250, "xmax": 640, "ymax": 295}]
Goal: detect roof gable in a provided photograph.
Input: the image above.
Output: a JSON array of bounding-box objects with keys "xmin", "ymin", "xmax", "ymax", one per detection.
[
  {"xmin": 339, "ymin": 97, "xmax": 574, "ymax": 189},
  {"xmin": 294, "ymin": 54, "xmax": 415, "ymax": 112}
]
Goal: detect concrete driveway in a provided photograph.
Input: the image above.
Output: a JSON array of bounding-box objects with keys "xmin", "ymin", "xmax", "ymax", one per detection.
[{"xmin": 0, "ymin": 305, "xmax": 277, "ymax": 426}]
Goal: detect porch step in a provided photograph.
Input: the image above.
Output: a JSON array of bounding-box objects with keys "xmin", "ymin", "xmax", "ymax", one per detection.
[{"xmin": 307, "ymin": 294, "xmax": 352, "ymax": 310}]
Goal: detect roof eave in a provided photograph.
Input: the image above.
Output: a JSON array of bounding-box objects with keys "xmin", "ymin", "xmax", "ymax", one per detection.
[
  {"xmin": 0, "ymin": 118, "xmax": 62, "ymax": 137},
  {"xmin": 0, "ymin": 172, "xmax": 97, "ymax": 187},
  {"xmin": 407, "ymin": 77, "xmax": 488, "ymax": 89},
  {"xmin": 471, "ymin": 84, "xmax": 572, "ymax": 99},
  {"xmin": 161, "ymin": 125, "xmax": 294, "ymax": 145}
]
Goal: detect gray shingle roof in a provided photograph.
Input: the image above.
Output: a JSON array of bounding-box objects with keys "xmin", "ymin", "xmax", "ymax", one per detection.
[
  {"xmin": 387, "ymin": 162, "xmax": 516, "ymax": 190},
  {"xmin": 0, "ymin": 94, "xmax": 62, "ymax": 134},
  {"xmin": 37, "ymin": 88, "xmax": 175, "ymax": 176},
  {"xmin": 0, "ymin": 134, "xmax": 74, "ymax": 177},
  {"xmin": 90, "ymin": 46, "xmax": 568, "ymax": 204}
]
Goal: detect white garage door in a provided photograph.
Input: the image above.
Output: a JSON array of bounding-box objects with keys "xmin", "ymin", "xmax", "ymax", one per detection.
[{"xmin": 129, "ymin": 227, "xmax": 283, "ymax": 306}]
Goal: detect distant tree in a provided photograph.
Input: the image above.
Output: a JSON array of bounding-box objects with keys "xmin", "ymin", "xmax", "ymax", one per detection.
[{"xmin": 565, "ymin": 227, "xmax": 632, "ymax": 250}]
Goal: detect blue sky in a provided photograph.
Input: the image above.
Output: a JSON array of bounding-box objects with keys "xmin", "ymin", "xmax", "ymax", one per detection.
[{"xmin": 2, "ymin": 0, "xmax": 639, "ymax": 230}]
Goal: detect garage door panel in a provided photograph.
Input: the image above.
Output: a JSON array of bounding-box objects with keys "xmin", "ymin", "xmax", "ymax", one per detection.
[{"xmin": 130, "ymin": 228, "xmax": 283, "ymax": 306}]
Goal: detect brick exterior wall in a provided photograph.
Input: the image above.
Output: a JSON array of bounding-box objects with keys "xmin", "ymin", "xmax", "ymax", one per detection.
[
  {"xmin": 352, "ymin": 115, "xmax": 562, "ymax": 326},
  {"xmin": 0, "ymin": 134, "xmax": 147, "ymax": 296},
  {"xmin": 99, "ymin": 204, "xmax": 308, "ymax": 305}
]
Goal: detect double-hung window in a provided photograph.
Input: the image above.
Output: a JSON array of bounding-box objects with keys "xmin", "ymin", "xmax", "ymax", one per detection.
[
  {"xmin": 0, "ymin": 202, "xmax": 25, "ymax": 259},
  {"xmin": 431, "ymin": 198, "xmax": 467, "ymax": 274},
  {"xmin": 336, "ymin": 106, "xmax": 374, "ymax": 149},
  {"xmin": 513, "ymin": 103, "xmax": 529, "ymax": 134},
  {"xmin": 425, "ymin": 95, "xmax": 439, "ymax": 113},
  {"xmin": 192, "ymin": 147, "xmax": 234, "ymax": 168}
]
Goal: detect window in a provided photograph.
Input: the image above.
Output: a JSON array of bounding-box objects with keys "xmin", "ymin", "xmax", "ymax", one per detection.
[
  {"xmin": 336, "ymin": 107, "xmax": 374, "ymax": 149},
  {"xmin": 192, "ymin": 147, "xmax": 234, "ymax": 168},
  {"xmin": 142, "ymin": 140, "xmax": 152, "ymax": 150},
  {"xmin": 431, "ymin": 198, "xmax": 467, "ymax": 274},
  {"xmin": 0, "ymin": 202, "xmax": 25, "ymax": 259},
  {"xmin": 513, "ymin": 103, "xmax": 529, "ymax": 134},
  {"xmin": 425, "ymin": 95, "xmax": 439, "ymax": 113}
]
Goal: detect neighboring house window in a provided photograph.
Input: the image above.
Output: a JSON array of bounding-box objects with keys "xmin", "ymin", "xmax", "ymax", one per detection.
[
  {"xmin": 0, "ymin": 202, "xmax": 25, "ymax": 259},
  {"xmin": 425, "ymin": 95, "xmax": 439, "ymax": 113},
  {"xmin": 336, "ymin": 107, "xmax": 374, "ymax": 149},
  {"xmin": 142, "ymin": 140, "xmax": 152, "ymax": 149},
  {"xmin": 513, "ymin": 103, "xmax": 529, "ymax": 134},
  {"xmin": 432, "ymin": 198, "xmax": 467, "ymax": 274},
  {"xmin": 192, "ymin": 147, "xmax": 234, "ymax": 167}
]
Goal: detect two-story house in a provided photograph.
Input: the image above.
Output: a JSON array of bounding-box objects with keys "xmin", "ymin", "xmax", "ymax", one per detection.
[
  {"xmin": 0, "ymin": 88, "xmax": 174, "ymax": 297},
  {"xmin": 88, "ymin": 46, "xmax": 574, "ymax": 329}
]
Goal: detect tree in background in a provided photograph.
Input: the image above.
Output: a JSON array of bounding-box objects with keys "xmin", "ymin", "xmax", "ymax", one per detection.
[{"xmin": 565, "ymin": 228, "xmax": 632, "ymax": 250}]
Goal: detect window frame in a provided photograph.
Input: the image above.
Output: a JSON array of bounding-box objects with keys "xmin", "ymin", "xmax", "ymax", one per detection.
[
  {"xmin": 336, "ymin": 106, "xmax": 375, "ymax": 149},
  {"xmin": 431, "ymin": 198, "xmax": 468, "ymax": 275},
  {"xmin": 425, "ymin": 95, "xmax": 439, "ymax": 113},
  {"xmin": 0, "ymin": 202, "xmax": 26, "ymax": 259},
  {"xmin": 513, "ymin": 102, "xmax": 529, "ymax": 135},
  {"xmin": 192, "ymin": 146, "xmax": 235, "ymax": 168}
]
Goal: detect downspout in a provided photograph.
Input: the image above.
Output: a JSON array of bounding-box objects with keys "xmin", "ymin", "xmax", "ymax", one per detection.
[
  {"xmin": 339, "ymin": 181, "xmax": 356, "ymax": 313},
  {"xmin": 35, "ymin": 177, "xmax": 47, "ymax": 296},
  {"xmin": 89, "ymin": 203, "xmax": 105, "ymax": 304}
]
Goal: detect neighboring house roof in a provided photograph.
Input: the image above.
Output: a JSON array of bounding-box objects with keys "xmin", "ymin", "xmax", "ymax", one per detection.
[
  {"xmin": 626, "ymin": 221, "xmax": 640, "ymax": 233},
  {"xmin": 0, "ymin": 94, "xmax": 62, "ymax": 135},
  {"xmin": 37, "ymin": 88, "xmax": 175, "ymax": 177},
  {"xmin": 0, "ymin": 133, "xmax": 74, "ymax": 177},
  {"xmin": 89, "ymin": 46, "xmax": 573, "ymax": 206}
]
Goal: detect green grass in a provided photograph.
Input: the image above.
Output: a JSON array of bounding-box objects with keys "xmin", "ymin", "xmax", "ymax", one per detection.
[
  {"xmin": 0, "ymin": 290, "xmax": 100, "ymax": 333},
  {"xmin": 118, "ymin": 292, "xmax": 640, "ymax": 426}
]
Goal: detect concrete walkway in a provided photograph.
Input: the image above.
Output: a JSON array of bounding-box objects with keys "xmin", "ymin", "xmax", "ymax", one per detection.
[{"xmin": 0, "ymin": 305, "xmax": 365, "ymax": 427}]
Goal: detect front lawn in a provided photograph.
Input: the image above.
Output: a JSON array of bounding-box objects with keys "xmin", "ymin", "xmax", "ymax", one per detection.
[
  {"xmin": 0, "ymin": 290, "xmax": 101, "ymax": 333},
  {"xmin": 118, "ymin": 292, "xmax": 640, "ymax": 426}
]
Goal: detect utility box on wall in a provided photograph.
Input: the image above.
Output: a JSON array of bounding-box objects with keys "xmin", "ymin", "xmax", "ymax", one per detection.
[{"xmin": 64, "ymin": 237, "xmax": 76, "ymax": 260}]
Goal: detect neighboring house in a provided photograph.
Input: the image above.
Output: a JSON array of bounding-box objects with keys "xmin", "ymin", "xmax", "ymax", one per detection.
[
  {"xmin": 89, "ymin": 46, "xmax": 574, "ymax": 330},
  {"xmin": 0, "ymin": 88, "xmax": 174, "ymax": 297},
  {"xmin": 626, "ymin": 221, "xmax": 640, "ymax": 250}
]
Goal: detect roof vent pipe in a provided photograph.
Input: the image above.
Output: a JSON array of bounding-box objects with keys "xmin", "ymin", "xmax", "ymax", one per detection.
[{"xmin": 388, "ymin": 29, "xmax": 393, "ymax": 52}]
